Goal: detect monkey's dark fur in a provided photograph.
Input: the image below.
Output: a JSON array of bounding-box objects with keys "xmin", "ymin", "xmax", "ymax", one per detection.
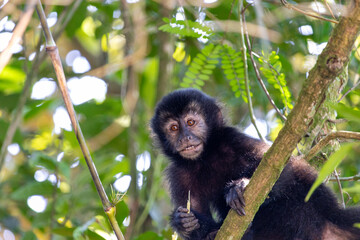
[{"xmin": 150, "ymin": 89, "xmax": 360, "ymax": 240}]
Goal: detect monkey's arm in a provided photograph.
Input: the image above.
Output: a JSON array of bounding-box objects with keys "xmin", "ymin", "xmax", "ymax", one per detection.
[{"xmin": 223, "ymin": 133, "xmax": 270, "ymax": 216}]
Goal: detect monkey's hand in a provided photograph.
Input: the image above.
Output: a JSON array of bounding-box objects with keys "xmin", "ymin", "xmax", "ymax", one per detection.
[
  {"xmin": 225, "ymin": 178, "xmax": 249, "ymax": 216},
  {"xmin": 172, "ymin": 206, "xmax": 200, "ymax": 236}
]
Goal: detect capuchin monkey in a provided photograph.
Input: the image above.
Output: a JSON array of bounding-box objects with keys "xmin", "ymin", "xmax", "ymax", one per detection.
[{"xmin": 150, "ymin": 88, "xmax": 360, "ymax": 240}]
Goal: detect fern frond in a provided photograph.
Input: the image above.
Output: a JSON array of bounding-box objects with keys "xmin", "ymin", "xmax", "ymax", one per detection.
[
  {"xmin": 159, "ymin": 18, "xmax": 212, "ymax": 39},
  {"xmin": 220, "ymin": 45, "xmax": 248, "ymax": 102},
  {"xmin": 181, "ymin": 44, "xmax": 220, "ymax": 89},
  {"xmin": 259, "ymin": 51, "xmax": 293, "ymax": 113}
]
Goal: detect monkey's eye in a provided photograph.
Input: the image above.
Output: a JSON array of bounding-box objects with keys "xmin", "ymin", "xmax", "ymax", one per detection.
[
  {"xmin": 170, "ymin": 125, "xmax": 178, "ymax": 131},
  {"xmin": 187, "ymin": 119, "xmax": 196, "ymax": 126}
]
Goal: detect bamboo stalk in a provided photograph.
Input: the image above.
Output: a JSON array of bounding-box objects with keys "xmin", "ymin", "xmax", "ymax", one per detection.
[{"xmin": 35, "ymin": 1, "xmax": 125, "ymax": 239}]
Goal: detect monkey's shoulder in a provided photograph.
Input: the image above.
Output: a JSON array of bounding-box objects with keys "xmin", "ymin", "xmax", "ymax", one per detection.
[{"xmin": 214, "ymin": 126, "xmax": 269, "ymax": 159}]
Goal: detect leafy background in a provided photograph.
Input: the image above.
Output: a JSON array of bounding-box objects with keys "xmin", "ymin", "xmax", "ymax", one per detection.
[{"xmin": 0, "ymin": 0, "xmax": 359, "ymax": 239}]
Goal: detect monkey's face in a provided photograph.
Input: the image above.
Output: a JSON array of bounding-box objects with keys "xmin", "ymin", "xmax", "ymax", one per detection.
[
  {"xmin": 151, "ymin": 89, "xmax": 223, "ymax": 161},
  {"xmin": 163, "ymin": 111, "xmax": 207, "ymax": 160}
]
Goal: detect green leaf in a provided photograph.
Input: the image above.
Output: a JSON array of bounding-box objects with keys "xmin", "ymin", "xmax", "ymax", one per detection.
[
  {"xmin": 29, "ymin": 152, "xmax": 57, "ymax": 171},
  {"xmin": 207, "ymin": 59, "xmax": 219, "ymax": 65},
  {"xmin": 191, "ymin": 62, "xmax": 202, "ymax": 70},
  {"xmin": 198, "ymin": 74, "xmax": 209, "ymax": 80},
  {"xmin": 181, "ymin": 43, "xmax": 221, "ymax": 87},
  {"xmin": 197, "ymin": 53, "xmax": 207, "ymax": 61},
  {"xmin": 343, "ymin": 184, "xmax": 360, "ymax": 193},
  {"xmin": 183, "ymin": 77, "xmax": 193, "ymax": 83},
  {"xmin": 195, "ymin": 79, "xmax": 205, "ymax": 86},
  {"xmin": 305, "ymin": 143, "xmax": 356, "ymax": 202},
  {"xmin": 258, "ymin": 51, "xmax": 293, "ymax": 112},
  {"xmin": 220, "ymin": 45, "xmax": 247, "ymax": 100},
  {"xmin": 65, "ymin": 0, "xmax": 87, "ymax": 37},
  {"xmin": 21, "ymin": 231, "xmax": 37, "ymax": 240},
  {"xmin": 53, "ymin": 227, "xmax": 74, "ymax": 237},
  {"xmin": 193, "ymin": 58, "xmax": 204, "ymax": 65},
  {"xmin": 134, "ymin": 231, "xmax": 163, "ymax": 240},
  {"xmin": 334, "ymin": 103, "xmax": 360, "ymax": 122},
  {"xmin": 162, "ymin": 17, "xmax": 170, "ymax": 23},
  {"xmin": 185, "ymin": 71, "xmax": 197, "ymax": 79},
  {"xmin": 0, "ymin": 66, "xmax": 26, "ymax": 94},
  {"xmin": 11, "ymin": 181, "xmax": 54, "ymax": 200},
  {"xmin": 188, "ymin": 66, "xmax": 200, "ymax": 74},
  {"xmin": 201, "ymin": 69, "xmax": 212, "ymax": 75},
  {"xmin": 204, "ymin": 64, "xmax": 216, "ymax": 69},
  {"xmin": 158, "ymin": 18, "xmax": 212, "ymax": 39}
]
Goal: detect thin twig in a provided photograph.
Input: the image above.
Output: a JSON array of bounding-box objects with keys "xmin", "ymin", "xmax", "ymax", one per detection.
[
  {"xmin": 305, "ymin": 131, "xmax": 360, "ymax": 161},
  {"xmin": 240, "ymin": 2, "xmax": 265, "ymax": 142},
  {"xmin": 53, "ymin": 0, "xmax": 83, "ymax": 40},
  {"xmin": 329, "ymin": 175, "xmax": 360, "ymax": 182},
  {"xmin": 0, "ymin": 0, "xmax": 36, "ymax": 73},
  {"xmin": 338, "ymin": 80, "xmax": 360, "ymax": 102},
  {"xmin": 242, "ymin": 14, "xmax": 287, "ymax": 121},
  {"xmin": 333, "ymin": 169, "xmax": 345, "ymax": 208},
  {"xmin": 36, "ymin": 1, "xmax": 125, "ymax": 239},
  {"xmin": 323, "ymin": 0, "xmax": 337, "ymax": 20},
  {"xmin": 280, "ymin": 0, "xmax": 339, "ymax": 24}
]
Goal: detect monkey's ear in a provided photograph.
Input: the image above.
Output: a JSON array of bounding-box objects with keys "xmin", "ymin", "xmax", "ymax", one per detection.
[{"xmin": 148, "ymin": 124, "xmax": 161, "ymax": 148}]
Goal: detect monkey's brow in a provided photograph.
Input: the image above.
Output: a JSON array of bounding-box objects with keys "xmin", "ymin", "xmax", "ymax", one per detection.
[
  {"xmin": 185, "ymin": 102, "xmax": 202, "ymax": 114},
  {"xmin": 158, "ymin": 111, "xmax": 175, "ymax": 120}
]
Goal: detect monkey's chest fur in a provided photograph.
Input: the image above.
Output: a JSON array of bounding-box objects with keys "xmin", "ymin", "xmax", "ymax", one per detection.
[{"xmin": 165, "ymin": 140, "xmax": 254, "ymax": 217}]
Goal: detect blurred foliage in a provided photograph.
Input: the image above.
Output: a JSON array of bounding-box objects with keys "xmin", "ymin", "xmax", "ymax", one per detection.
[{"xmin": 0, "ymin": 0, "xmax": 359, "ymax": 239}]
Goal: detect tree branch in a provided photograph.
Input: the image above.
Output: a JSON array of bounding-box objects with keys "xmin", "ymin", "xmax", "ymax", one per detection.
[
  {"xmin": 280, "ymin": 0, "xmax": 339, "ymax": 24},
  {"xmin": 329, "ymin": 175, "xmax": 360, "ymax": 182},
  {"xmin": 305, "ymin": 131, "xmax": 360, "ymax": 161}
]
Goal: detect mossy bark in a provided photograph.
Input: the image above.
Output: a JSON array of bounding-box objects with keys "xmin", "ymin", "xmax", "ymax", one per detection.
[{"xmin": 302, "ymin": 67, "xmax": 347, "ymax": 168}]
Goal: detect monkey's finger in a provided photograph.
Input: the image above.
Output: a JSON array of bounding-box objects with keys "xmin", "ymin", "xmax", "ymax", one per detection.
[
  {"xmin": 177, "ymin": 206, "xmax": 189, "ymax": 213},
  {"xmin": 180, "ymin": 215, "xmax": 196, "ymax": 223},
  {"xmin": 230, "ymin": 198, "xmax": 246, "ymax": 216},
  {"xmin": 183, "ymin": 219, "xmax": 200, "ymax": 231},
  {"xmin": 229, "ymin": 200, "xmax": 240, "ymax": 213},
  {"xmin": 178, "ymin": 212, "xmax": 195, "ymax": 218},
  {"xmin": 235, "ymin": 187, "xmax": 246, "ymax": 207},
  {"xmin": 232, "ymin": 197, "xmax": 242, "ymax": 210},
  {"xmin": 236, "ymin": 207, "xmax": 246, "ymax": 216}
]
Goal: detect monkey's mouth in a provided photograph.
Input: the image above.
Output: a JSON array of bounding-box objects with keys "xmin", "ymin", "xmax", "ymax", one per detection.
[
  {"xmin": 184, "ymin": 144, "xmax": 200, "ymax": 151},
  {"xmin": 179, "ymin": 143, "xmax": 203, "ymax": 159}
]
